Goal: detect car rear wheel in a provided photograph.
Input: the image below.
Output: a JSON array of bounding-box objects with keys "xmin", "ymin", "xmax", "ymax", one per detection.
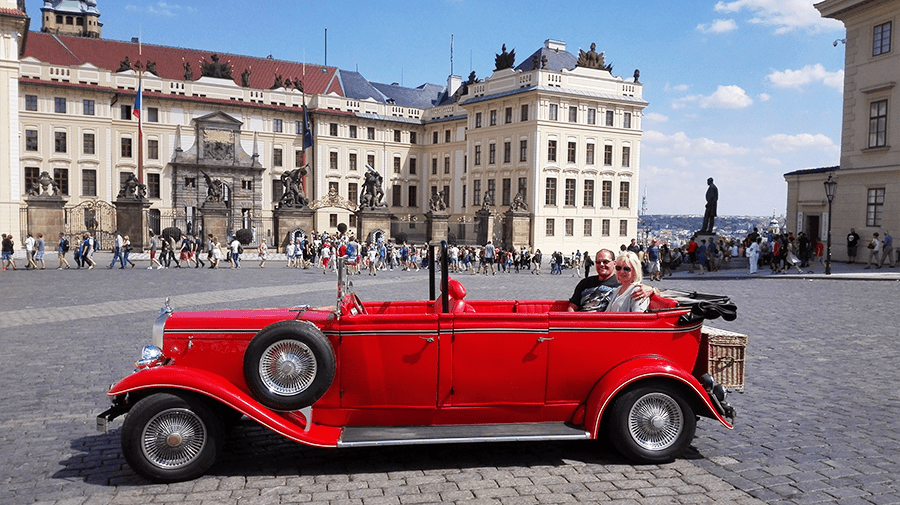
[
  {"xmin": 243, "ymin": 320, "xmax": 335, "ymax": 411},
  {"xmin": 121, "ymin": 392, "xmax": 223, "ymax": 483},
  {"xmin": 608, "ymin": 382, "xmax": 696, "ymax": 464}
]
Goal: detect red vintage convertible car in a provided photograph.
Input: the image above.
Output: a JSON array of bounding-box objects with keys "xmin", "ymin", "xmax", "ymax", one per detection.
[{"xmin": 97, "ymin": 245, "xmax": 738, "ymax": 482}]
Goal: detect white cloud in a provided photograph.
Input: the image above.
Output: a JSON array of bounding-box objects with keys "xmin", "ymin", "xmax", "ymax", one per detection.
[
  {"xmin": 697, "ymin": 19, "xmax": 739, "ymax": 33},
  {"xmin": 644, "ymin": 130, "xmax": 751, "ymax": 156},
  {"xmin": 714, "ymin": 0, "xmax": 843, "ymax": 34},
  {"xmin": 762, "ymin": 133, "xmax": 837, "ymax": 153},
  {"xmin": 126, "ymin": 2, "xmax": 198, "ymax": 17},
  {"xmin": 766, "ymin": 64, "xmax": 844, "ymax": 91},
  {"xmin": 665, "ymin": 83, "xmax": 690, "ymax": 93},
  {"xmin": 643, "ymin": 112, "xmax": 669, "ymax": 123},
  {"xmin": 700, "ymin": 85, "xmax": 753, "ymax": 109},
  {"xmin": 758, "ymin": 93, "xmax": 771, "ymax": 102},
  {"xmin": 760, "ymin": 157, "xmax": 782, "ymax": 165}
]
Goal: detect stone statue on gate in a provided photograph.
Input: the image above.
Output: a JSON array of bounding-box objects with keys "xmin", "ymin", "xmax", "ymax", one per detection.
[
  {"xmin": 510, "ymin": 192, "xmax": 528, "ymax": 212},
  {"xmin": 201, "ymin": 170, "xmax": 225, "ymax": 203},
  {"xmin": 360, "ymin": 164, "xmax": 386, "ymax": 210},
  {"xmin": 429, "ymin": 190, "xmax": 447, "ymax": 213},
  {"xmin": 278, "ymin": 165, "xmax": 309, "ymax": 209},
  {"xmin": 117, "ymin": 172, "xmax": 147, "ymax": 200}
]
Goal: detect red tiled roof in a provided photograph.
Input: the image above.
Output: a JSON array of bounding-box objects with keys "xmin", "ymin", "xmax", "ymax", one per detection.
[
  {"xmin": 0, "ymin": 8, "xmax": 27, "ymax": 18},
  {"xmin": 22, "ymin": 32, "xmax": 343, "ymax": 97},
  {"xmin": 19, "ymin": 76, "xmax": 332, "ymax": 116}
]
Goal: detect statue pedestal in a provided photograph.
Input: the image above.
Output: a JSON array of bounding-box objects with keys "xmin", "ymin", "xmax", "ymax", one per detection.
[
  {"xmin": 274, "ymin": 207, "xmax": 315, "ymax": 252},
  {"xmin": 201, "ymin": 201, "xmax": 230, "ymax": 246},
  {"xmin": 426, "ymin": 212, "xmax": 450, "ymax": 243},
  {"xmin": 25, "ymin": 195, "xmax": 67, "ymax": 239},
  {"xmin": 475, "ymin": 209, "xmax": 495, "ymax": 246},
  {"xmin": 503, "ymin": 209, "xmax": 531, "ymax": 249},
  {"xmin": 114, "ymin": 198, "xmax": 152, "ymax": 250},
  {"xmin": 695, "ymin": 232, "xmax": 718, "ymax": 243},
  {"xmin": 357, "ymin": 208, "xmax": 392, "ymax": 245}
]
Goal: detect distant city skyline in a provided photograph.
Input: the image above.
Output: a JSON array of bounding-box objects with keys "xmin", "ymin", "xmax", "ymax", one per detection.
[{"xmin": 30, "ymin": 0, "xmax": 846, "ymax": 216}]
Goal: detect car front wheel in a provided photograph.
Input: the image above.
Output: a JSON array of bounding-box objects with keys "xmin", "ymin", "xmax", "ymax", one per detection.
[
  {"xmin": 608, "ymin": 382, "xmax": 696, "ymax": 464},
  {"xmin": 121, "ymin": 392, "xmax": 224, "ymax": 483}
]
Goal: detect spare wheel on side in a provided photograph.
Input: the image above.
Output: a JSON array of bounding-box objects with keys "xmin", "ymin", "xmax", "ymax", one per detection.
[{"xmin": 243, "ymin": 320, "xmax": 335, "ymax": 411}]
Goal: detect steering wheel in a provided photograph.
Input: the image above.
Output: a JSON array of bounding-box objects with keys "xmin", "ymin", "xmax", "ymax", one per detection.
[{"xmin": 342, "ymin": 293, "xmax": 366, "ymax": 315}]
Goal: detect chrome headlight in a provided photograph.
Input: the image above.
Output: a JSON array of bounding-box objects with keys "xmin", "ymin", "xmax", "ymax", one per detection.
[{"xmin": 135, "ymin": 345, "xmax": 166, "ymax": 370}]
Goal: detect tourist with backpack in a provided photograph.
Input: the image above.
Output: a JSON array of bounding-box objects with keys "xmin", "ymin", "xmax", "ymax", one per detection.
[{"xmin": 57, "ymin": 232, "xmax": 71, "ymax": 269}]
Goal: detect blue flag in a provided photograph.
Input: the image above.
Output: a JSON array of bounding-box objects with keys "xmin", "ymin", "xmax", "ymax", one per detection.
[{"xmin": 302, "ymin": 104, "xmax": 313, "ymax": 150}]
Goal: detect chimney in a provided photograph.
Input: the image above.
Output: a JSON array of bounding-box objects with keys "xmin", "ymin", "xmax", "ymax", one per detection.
[
  {"xmin": 447, "ymin": 75, "xmax": 461, "ymax": 96},
  {"xmin": 544, "ymin": 39, "xmax": 566, "ymax": 52}
]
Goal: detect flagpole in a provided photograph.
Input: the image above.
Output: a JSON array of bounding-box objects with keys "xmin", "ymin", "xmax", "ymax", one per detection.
[{"xmin": 137, "ymin": 35, "xmax": 144, "ymax": 186}]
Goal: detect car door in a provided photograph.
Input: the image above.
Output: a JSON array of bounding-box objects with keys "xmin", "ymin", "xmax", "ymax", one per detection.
[
  {"xmin": 447, "ymin": 312, "xmax": 550, "ymax": 406},
  {"xmin": 339, "ymin": 312, "xmax": 440, "ymax": 408}
]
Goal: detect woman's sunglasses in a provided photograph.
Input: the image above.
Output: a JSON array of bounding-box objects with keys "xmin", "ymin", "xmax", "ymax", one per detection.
[{"xmin": 615, "ymin": 265, "xmax": 632, "ymax": 272}]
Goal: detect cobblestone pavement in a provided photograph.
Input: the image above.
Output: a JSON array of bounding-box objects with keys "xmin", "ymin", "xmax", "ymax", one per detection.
[{"xmin": 1, "ymin": 257, "xmax": 898, "ymax": 504}]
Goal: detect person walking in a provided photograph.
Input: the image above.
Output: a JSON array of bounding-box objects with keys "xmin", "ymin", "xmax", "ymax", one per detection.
[
  {"xmin": 258, "ymin": 239, "xmax": 268, "ymax": 268},
  {"xmin": 57, "ymin": 232, "xmax": 71, "ymax": 269},
  {"xmin": 148, "ymin": 231, "xmax": 163, "ymax": 269},
  {"xmin": 109, "ymin": 231, "xmax": 124, "ymax": 269},
  {"xmin": 85, "ymin": 233, "xmax": 98, "ymax": 269},
  {"xmin": 211, "ymin": 237, "xmax": 223, "ymax": 268},
  {"xmin": 34, "ymin": 233, "xmax": 46, "ymax": 269},
  {"xmin": 878, "ymin": 231, "xmax": 895, "ymax": 268},
  {"xmin": 2, "ymin": 233, "xmax": 18, "ymax": 270},
  {"xmin": 230, "ymin": 237, "xmax": 242, "ymax": 268},
  {"xmin": 122, "ymin": 235, "xmax": 135, "ymax": 268},
  {"xmin": 193, "ymin": 234, "xmax": 205, "ymax": 268},
  {"xmin": 168, "ymin": 235, "xmax": 181, "ymax": 268},
  {"xmin": 864, "ymin": 232, "xmax": 881, "ymax": 269},
  {"xmin": 25, "ymin": 233, "xmax": 37, "ymax": 270}
]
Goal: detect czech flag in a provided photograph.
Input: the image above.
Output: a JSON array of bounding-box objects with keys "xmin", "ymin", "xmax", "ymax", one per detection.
[{"xmin": 133, "ymin": 83, "xmax": 142, "ymax": 120}]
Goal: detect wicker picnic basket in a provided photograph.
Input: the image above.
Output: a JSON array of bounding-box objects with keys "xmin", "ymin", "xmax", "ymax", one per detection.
[{"xmin": 700, "ymin": 325, "xmax": 747, "ymax": 391}]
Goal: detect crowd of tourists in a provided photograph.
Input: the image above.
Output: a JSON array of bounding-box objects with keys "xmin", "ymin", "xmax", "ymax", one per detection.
[{"xmin": 3, "ymin": 226, "xmax": 895, "ymax": 275}]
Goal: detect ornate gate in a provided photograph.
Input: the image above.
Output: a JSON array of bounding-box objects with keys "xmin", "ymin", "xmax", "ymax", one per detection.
[{"xmin": 65, "ymin": 200, "xmax": 117, "ymax": 250}]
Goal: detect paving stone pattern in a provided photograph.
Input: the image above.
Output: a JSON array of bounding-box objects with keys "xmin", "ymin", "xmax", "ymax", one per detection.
[{"xmin": 0, "ymin": 260, "xmax": 897, "ymax": 504}]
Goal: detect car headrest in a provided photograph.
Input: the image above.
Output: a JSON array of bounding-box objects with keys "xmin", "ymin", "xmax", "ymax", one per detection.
[{"xmin": 447, "ymin": 278, "xmax": 467, "ymax": 299}]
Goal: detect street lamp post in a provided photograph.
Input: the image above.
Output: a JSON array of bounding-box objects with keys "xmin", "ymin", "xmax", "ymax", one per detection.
[{"xmin": 824, "ymin": 174, "xmax": 837, "ymax": 275}]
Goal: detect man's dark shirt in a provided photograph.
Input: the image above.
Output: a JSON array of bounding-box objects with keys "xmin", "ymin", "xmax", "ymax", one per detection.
[{"xmin": 569, "ymin": 275, "xmax": 619, "ymax": 312}]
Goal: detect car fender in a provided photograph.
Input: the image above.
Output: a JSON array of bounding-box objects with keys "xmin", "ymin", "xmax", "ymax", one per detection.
[
  {"xmin": 582, "ymin": 355, "xmax": 734, "ymax": 437},
  {"xmin": 109, "ymin": 365, "xmax": 342, "ymax": 448}
]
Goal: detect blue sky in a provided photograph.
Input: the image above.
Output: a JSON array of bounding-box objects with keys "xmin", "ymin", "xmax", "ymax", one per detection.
[{"xmin": 32, "ymin": 0, "xmax": 847, "ymax": 216}]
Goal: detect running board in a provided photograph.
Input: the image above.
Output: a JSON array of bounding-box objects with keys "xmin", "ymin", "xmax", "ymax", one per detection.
[{"xmin": 338, "ymin": 422, "xmax": 590, "ymax": 448}]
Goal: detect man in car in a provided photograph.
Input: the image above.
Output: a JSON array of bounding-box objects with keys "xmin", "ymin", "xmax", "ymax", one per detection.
[{"xmin": 567, "ymin": 249, "xmax": 655, "ymax": 312}]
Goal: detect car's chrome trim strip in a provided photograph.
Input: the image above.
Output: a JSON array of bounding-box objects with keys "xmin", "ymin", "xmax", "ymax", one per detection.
[{"xmin": 338, "ymin": 423, "xmax": 591, "ymax": 447}]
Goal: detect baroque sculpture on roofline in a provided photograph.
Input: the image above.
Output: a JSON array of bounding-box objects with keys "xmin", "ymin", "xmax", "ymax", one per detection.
[
  {"xmin": 576, "ymin": 43, "xmax": 613, "ymax": 72},
  {"xmin": 201, "ymin": 54, "xmax": 233, "ymax": 79},
  {"xmin": 495, "ymin": 44, "xmax": 515, "ymax": 71}
]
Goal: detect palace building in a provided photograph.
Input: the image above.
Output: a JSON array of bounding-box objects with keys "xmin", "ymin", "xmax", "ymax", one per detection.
[
  {"xmin": 785, "ymin": 0, "xmax": 899, "ymax": 261},
  {"xmin": 1, "ymin": 0, "xmax": 647, "ymax": 252}
]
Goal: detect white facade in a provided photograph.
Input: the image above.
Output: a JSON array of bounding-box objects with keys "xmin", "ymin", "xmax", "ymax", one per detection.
[{"xmin": 2, "ymin": 7, "xmax": 646, "ymax": 253}]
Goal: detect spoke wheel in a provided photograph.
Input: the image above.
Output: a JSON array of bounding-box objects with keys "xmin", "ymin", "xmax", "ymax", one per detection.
[
  {"xmin": 259, "ymin": 339, "xmax": 318, "ymax": 396},
  {"xmin": 244, "ymin": 320, "xmax": 335, "ymax": 411},
  {"xmin": 608, "ymin": 382, "xmax": 696, "ymax": 464},
  {"xmin": 122, "ymin": 393, "xmax": 223, "ymax": 482},
  {"xmin": 627, "ymin": 392, "xmax": 683, "ymax": 451}
]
